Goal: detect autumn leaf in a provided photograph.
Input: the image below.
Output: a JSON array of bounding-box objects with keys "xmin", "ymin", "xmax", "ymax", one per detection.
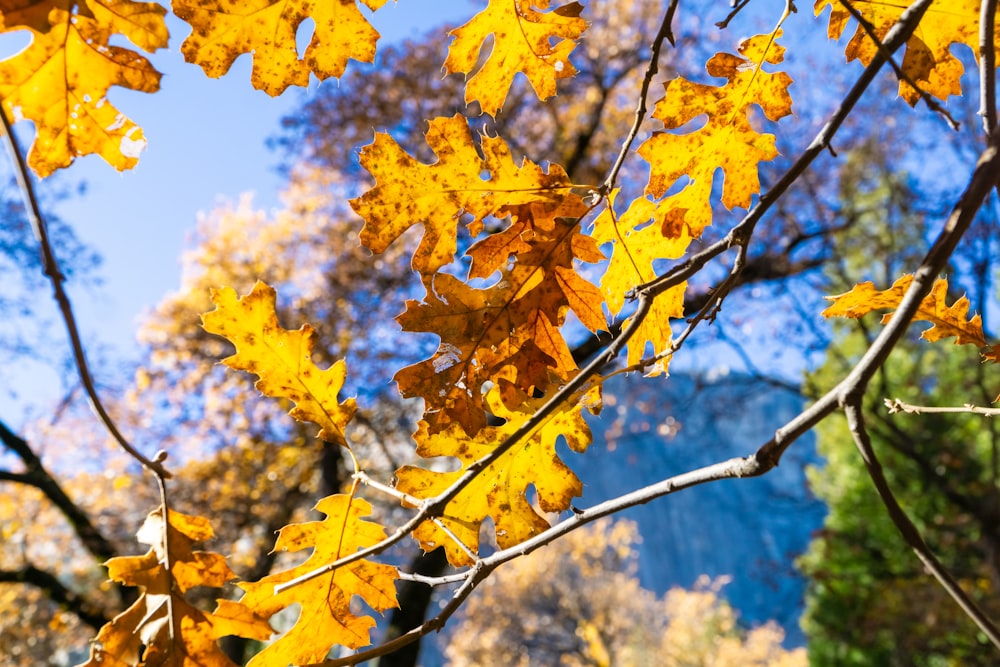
[
  {"xmin": 238, "ymin": 495, "xmax": 398, "ymax": 665},
  {"xmin": 444, "ymin": 0, "xmax": 586, "ymax": 116},
  {"xmin": 395, "ymin": 199, "xmax": 604, "ymax": 435},
  {"xmin": 202, "ymin": 281, "xmax": 357, "ymax": 447},
  {"xmin": 351, "ymin": 114, "xmax": 579, "ymax": 275},
  {"xmin": 78, "ymin": 508, "xmax": 272, "ymax": 667},
  {"xmin": 591, "ymin": 192, "xmax": 688, "ymax": 376},
  {"xmin": 823, "ymin": 275, "xmax": 997, "ymax": 360},
  {"xmin": 816, "ymin": 0, "xmax": 997, "ymax": 104},
  {"xmin": 0, "ymin": 0, "xmax": 167, "ymax": 176},
  {"xmin": 638, "ymin": 31, "xmax": 793, "ymax": 239},
  {"xmin": 174, "ymin": 0, "xmax": 389, "ymax": 96},
  {"xmin": 395, "ymin": 386, "xmax": 598, "ymax": 566}
]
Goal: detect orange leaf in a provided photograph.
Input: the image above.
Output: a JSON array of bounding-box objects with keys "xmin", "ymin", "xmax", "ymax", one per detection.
[
  {"xmin": 0, "ymin": 0, "xmax": 167, "ymax": 176},
  {"xmin": 202, "ymin": 281, "xmax": 356, "ymax": 447},
  {"xmin": 238, "ymin": 495, "xmax": 398, "ymax": 664},
  {"xmin": 78, "ymin": 508, "xmax": 272, "ymax": 667},
  {"xmin": 396, "ymin": 202, "xmax": 604, "ymax": 435},
  {"xmin": 174, "ymin": 0, "xmax": 389, "ymax": 96},
  {"xmin": 638, "ymin": 31, "xmax": 792, "ymax": 239},
  {"xmin": 351, "ymin": 114, "xmax": 578, "ymax": 275},
  {"xmin": 823, "ymin": 275, "xmax": 993, "ymax": 354},
  {"xmin": 445, "ymin": 0, "xmax": 586, "ymax": 116},
  {"xmin": 396, "ymin": 386, "xmax": 597, "ymax": 566},
  {"xmin": 816, "ymin": 0, "xmax": 996, "ymax": 104}
]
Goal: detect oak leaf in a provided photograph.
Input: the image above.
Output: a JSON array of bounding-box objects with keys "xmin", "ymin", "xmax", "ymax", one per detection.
[
  {"xmin": 823, "ymin": 275, "xmax": 998, "ymax": 360},
  {"xmin": 816, "ymin": 0, "xmax": 997, "ymax": 104},
  {"xmin": 638, "ymin": 32, "xmax": 792, "ymax": 239},
  {"xmin": 396, "ymin": 200, "xmax": 604, "ymax": 436},
  {"xmin": 351, "ymin": 114, "xmax": 579, "ymax": 275},
  {"xmin": 0, "ymin": 0, "xmax": 167, "ymax": 176},
  {"xmin": 238, "ymin": 495, "xmax": 399, "ymax": 665},
  {"xmin": 78, "ymin": 508, "xmax": 272, "ymax": 667},
  {"xmin": 395, "ymin": 386, "xmax": 597, "ymax": 566},
  {"xmin": 444, "ymin": 0, "xmax": 586, "ymax": 116},
  {"xmin": 174, "ymin": 0, "xmax": 388, "ymax": 96},
  {"xmin": 202, "ymin": 281, "xmax": 356, "ymax": 447}
]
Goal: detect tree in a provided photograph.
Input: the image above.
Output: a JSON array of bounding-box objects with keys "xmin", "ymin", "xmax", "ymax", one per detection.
[
  {"xmin": 444, "ymin": 518, "xmax": 807, "ymax": 667},
  {"xmin": 799, "ymin": 136, "xmax": 1000, "ymax": 665},
  {"xmin": 1, "ymin": 1, "xmax": 1000, "ymax": 665}
]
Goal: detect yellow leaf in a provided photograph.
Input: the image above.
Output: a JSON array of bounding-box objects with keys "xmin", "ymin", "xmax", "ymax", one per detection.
[
  {"xmin": 823, "ymin": 275, "xmax": 993, "ymax": 353},
  {"xmin": 444, "ymin": 0, "xmax": 586, "ymax": 116},
  {"xmin": 395, "ymin": 386, "xmax": 596, "ymax": 566},
  {"xmin": 174, "ymin": 0, "xmax": 389, "ymax": 96},
  {"xmin": 592, "ymin": 192, "xmax": 688, "ymax": 373},
  {"xmin": 202, "ymin": 281, "xmax": 357, "ymax": 447},
  {"xmin": 351, "ymin": 114, "xmax": 577, "ymax": 275},
  {"xmin": 238, "ymin": 495, "xmax": 399, "ymax": 664},
  {"xmin": 816, "ymin": 0, "xmax": 996, "ymax": 104},
  {"xmin": 78, "ymin": 508, "xmax": 272, "ymax": 667},
  {"xmin": 0, "ymin": 0, "xmax": 167, "ymax": 176},
  {"xmin": 638, "ymin": 32, "xmax": 792, "ymax": 237}
]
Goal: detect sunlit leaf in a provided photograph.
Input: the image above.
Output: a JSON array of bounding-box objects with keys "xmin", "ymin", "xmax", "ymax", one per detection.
[
  {"xmin": 202, "ymin": 281, "xmax": 357, "ymax": 447},
  {"xmin": 174, "ymin": 0, "xmax": 389, "ymax": 96},
  {"xmin": 238, "ymin": 495, "xmax": 398, "ymax": 665},
  {"xmin": 444, "ymin": 0, "xmax": 586, "ymax": 116}
]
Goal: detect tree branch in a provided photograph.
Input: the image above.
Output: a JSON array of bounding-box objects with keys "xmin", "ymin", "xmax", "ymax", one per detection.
[
  {"xmin": 843, "ymin": 399, "xmax": 1000, "ymax": 649},
  {"xmin": 0, "ymin": 564, "xmax": 109, "ymax": 631},
  {"xmin": 0, "ymin": 109, "xmax": 169, "ymax": 479},
  {"xmin": 0, "ymin": 420, "xmax": 118, "ymax": 564}
]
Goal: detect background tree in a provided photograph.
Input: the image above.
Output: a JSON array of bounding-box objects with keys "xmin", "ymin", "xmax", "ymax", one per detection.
[
  {"xmin": 799, "ymin": 133, "xmax": 1000, "ymax": 665},
  {"xmin": 444, "ymin": 518, "xmax": 808, "ymax": 667}
]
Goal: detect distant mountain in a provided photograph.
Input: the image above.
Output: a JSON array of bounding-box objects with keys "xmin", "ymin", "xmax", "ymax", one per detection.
[{"xmin": 570, "ymin": 372, "xmax": 825, "ymax": 645}]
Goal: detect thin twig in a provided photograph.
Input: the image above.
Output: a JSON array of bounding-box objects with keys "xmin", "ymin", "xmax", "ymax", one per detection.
[
  {"xmin": 843, "ymin": 400, "xmax": 1000, "ymax": 649},
  {"xmin": 716, "ymin": 0, "xmax": 754, "ymax": 29},
  {"xmin": 838, "ymin": 0, "xmax": 959, "ymax": 130},
  {"xmin": 0, "ymin": 110, "xmax": 170, "ymax": 479},
  {"xmin": 981, "ymin": 0, "xmax": 998, "ymax": 134},
  {"xmin": 601, "ymin": 0, "xmax": 678, "ymax": 195},
  {"xmin": 885, "ymin": 397, "xmax": 1000, "ymax": 417}
]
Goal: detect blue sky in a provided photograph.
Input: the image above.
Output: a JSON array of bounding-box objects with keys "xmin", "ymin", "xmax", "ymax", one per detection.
[{"xmin": 2, "ymin": 1, "xmax": 469, "ymax": 424}]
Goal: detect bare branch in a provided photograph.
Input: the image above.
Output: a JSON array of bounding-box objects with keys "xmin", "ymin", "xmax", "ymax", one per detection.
[
  {"xmin": 0, "ymin": 564, "xmax": 109, "ymax": 631},
  {"xmin": 0, "ymin": 420, "xmax": 118, "ymax": 564},
  {"xmin": 0, "ymin": 110, "xmax": 170, "ymax": 479},
  {"xmin": 981, "ymin": 0, "xmax": 998, "ymax": 134},
  {"xmin": 843, "ymin": 399, "xmax": 1000, "ymax": 649},
  {"xmin": 601, "ymin": 0, "xmax": 678, "ymax": 195},
  {"xmin": 885, "ymin": 397, "xmax": 1000, "ymax": 417}
]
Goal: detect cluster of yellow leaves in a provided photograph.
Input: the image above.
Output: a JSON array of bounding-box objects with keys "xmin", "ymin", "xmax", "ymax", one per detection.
[
  {"xmin": 823, "ymin": 275, "xmax": 1000, "ymax": 362},
  {"xmin": 79, "ymin": 508, "xmax": 271, "ymax": 667},
  {"xmin": 33, "ymin": 1, "xmax": 993, "ymax": 664},
  {"xmin": 816, "ymin": 0, "xmax": 999, "ymax": 104},
  {"xmin": 353, "ymin": 114, "xmax": 604, "ymax": 435}
]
